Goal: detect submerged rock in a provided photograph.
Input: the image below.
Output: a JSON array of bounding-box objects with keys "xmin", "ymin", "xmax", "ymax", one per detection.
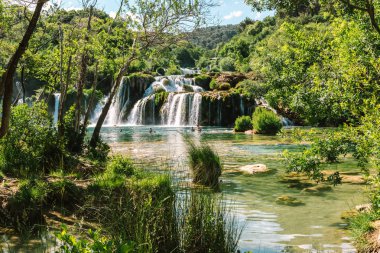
[
  {"xmin": 275, "ymin": 195, "xmax": 304, "ymax": 206},
  {"xmin": 302, "ymin": 184, "xmax": 332, "ymax": 194},
  {"xmin": 238, "ymin": 164, "xmax": 269, "ymax": 174}
]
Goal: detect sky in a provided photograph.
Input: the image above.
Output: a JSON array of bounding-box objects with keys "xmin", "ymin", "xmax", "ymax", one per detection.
[{"xmin": 60, "ymin": 0, "xmax": 274, "ymax": 25}]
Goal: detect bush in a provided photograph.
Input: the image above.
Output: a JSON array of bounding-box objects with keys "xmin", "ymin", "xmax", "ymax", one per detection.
[
  {"xmin": 234, "ymin": 116, "xmax": 252, "ymax": 132},
  {"xmin": 219, "ymin": 57, "xmax": 236, "ymax": 72},
  {"xmin": 187, "ymin": 141, "xmax": 222, "ymax": 190},
  {"xmin": 1, "ymin": 103, "xmax": 63, "ymax": 177},
  {"xmin": 217, "ymin": 82, "xmax": 231, "ymax": 91},
  {"xmin": 209, "ymin": 79, "xmax": 218, "ymax": 90},
  {"xmin": 194, "ymin": 74, "xmax": 211, "ymax": 90},
  {"xmin": 252, "ymin": 107, "xmax": 282, "ymax": 135},
  {"xmin": 166, "ymin": 64, "xmax": 181, "ymax": 75}
]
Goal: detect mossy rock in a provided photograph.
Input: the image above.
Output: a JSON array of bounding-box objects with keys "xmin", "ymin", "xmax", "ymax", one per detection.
[
  {"xmin": 275, "ymin": 195, "xmax": 304, "ymax": 206},
  {"xmin": 162, "ymin": 78, "xmax": 170, "ymax": 86}
]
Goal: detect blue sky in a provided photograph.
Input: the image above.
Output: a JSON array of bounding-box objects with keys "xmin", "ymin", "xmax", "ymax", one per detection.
[{"xmin": 60, "ymin": 0, "xmax": 273, "ymax": 25}]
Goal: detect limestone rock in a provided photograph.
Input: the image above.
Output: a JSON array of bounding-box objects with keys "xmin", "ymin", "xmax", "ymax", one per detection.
[
  {"xmin": 356, "ymin": 203, "xmax": 372, "ymax": 213},
  {"xmin": 238, "ymin": 164, "xmax": 269, "ymax": 174}
]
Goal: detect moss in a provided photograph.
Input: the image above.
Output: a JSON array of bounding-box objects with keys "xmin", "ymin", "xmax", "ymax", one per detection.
[{"xmin": 154, "ymin": 91, "xmax": 169, "ymax": 106}]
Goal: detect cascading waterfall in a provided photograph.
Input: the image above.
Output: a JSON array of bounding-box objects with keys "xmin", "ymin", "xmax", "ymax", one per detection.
[
  {"xmin": 53, "ymin": 93, "xmax": 61, "ymax": 124},
  {"xmin": 127, "ymin": 75, "xmax": 203, "ymax": 126},
  {"xmin": 105, "ymin": 77, "xmax": 130, "ymax": 126},
  {"xmin": 127, "ymin": 95, "xmax": 156, "ymax": 125}
]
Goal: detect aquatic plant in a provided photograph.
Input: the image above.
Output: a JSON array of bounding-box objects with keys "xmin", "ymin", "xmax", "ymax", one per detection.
[
  {"xmin": 187, "ymin": 141, "xmax": 222, "ymax": 189},
  {"xmin": 252, "ymin": 107, "xmax": 282, "ymax": 135},
  {"xmin": 234, "ymin": 115, "xmax": 252, "ymax": 132},
  {"xmin": 178, "ymin": 190, "xmax": 242, "ymax": 253}
]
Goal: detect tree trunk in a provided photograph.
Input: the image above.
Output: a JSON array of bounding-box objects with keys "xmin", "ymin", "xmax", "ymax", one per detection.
[
  {"xmin": 58, "ymin": 55, "xmax": 72, "ymax": 138},
  {"xmin": 74, "ymin": 6, "xmax": 93, "ymax": 133},
  {"xmin": 81, "ymin": 62, "xmax": 98, "ymax": 137},
  {"xmin": 90, "ymin": 56, "xmax": 135, "ymax": 147},
  {"xmin": 0, "ymin": 0, "xmax": 48, "ymax": 138},
  {"xmin": 21, "ymin": 66, "xmax": 26, "ymax": 103}
]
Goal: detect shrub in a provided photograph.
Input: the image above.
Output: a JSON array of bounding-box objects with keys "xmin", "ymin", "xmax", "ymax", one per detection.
[
  {"xmin": 166, "ymin": 64, "xmax": 181, "ymax": 75},
  {"xmin": 187, "ymin": 141, "xmax": 222, "ymax": 190},
  {"xmin": 219, "ymin": 57, "xmax": 236, "ymax": 72},
  {"xmin": 194, "ymin": 74, "xmax": 211, "ymax": 90},
  {"xmin": 210, "ymin": 79, "xmax": 218, "ymax": 90},
  {"xmin": 1, "ymin": 103, "xmax": 63, "ymax": 177},
  {"xmin": 252, "ymin": 107, "xmax": 282, "ymax": 135},
  {"xmin": 234, "ymin": 116, "xmax": 252, "ymax": 132},
  {"xmin": 217, "ymin": 82, "xmax": 231, "ymax": 91}
]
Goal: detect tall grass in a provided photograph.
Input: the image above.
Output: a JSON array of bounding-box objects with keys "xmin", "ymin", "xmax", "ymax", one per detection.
[
  {"xmin": 187, "ymin": 141, "xmax": 222, "ymax": 190},
  {"xmin": 177, "ymin": 190, "xmax": 242, "ymax": 253},
  {"xmin": 79, "ymin": 156, "xmax": 240, "ymax": 253}
]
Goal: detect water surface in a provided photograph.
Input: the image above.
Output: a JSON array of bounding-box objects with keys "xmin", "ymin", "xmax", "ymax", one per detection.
[{"xmin": 91, "ymin": 126, "xmax": 364, "ymax": 253}]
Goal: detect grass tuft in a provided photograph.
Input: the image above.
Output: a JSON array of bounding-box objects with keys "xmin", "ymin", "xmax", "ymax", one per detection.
[{"xmin": 187, "ymin": 141, "xmax": 222, "ymax": 190}]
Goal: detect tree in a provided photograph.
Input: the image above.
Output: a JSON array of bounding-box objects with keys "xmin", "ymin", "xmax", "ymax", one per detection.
[
  {"xmin": 244, "ymin": 0, "xmax": 321, "ymax": 16},
  {"xmin": 0, "ymin": 0, "xmax": 49, "ymax": 138},
  {"xmin": 338, "ymin": 0, "xmax": 380, "ymax": 35},
  {"xmin": 89, "ymin": 0, "xmax": 215, "ymax": 147}
]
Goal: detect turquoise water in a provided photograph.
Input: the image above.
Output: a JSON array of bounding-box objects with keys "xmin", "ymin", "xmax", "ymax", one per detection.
[{"xmin": 93, "ymin": 125, "xmax": 364, "ymax": 253}]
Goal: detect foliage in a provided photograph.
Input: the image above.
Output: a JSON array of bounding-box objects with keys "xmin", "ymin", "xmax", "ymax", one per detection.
[
  {"xmin": 234, "ymin": 79, "xmax": 268, "ymax": 99},
  {"xmin": 63, "ymin": 106, "xmax": 85, "ymax": 154},
  {"xmin": 219, "ymin": 57, "xmax": 236, "ymax": 71},
  {"xmin": 194, "ymin": 74, "xmax": 212, "ymax": 90},
  {"xmin": 166, "ymin": 64, "xmax": 182, "ymax": 75},
  {"xmin": 348, "ymin": 211, "xmax": 378, "ymax": 252},
  {"xmin": 187, "ymin": 141, "xmax": 222, "ymax": 190},
  {"xmin": 252, "ymin": 107, "xmax": 282, "ymax": 135},
  {"xmin": 234, "ymin": 116, "xmax": 253, "ymax": 132},
  {"xmin": 56, "ymin": 226, "xmax": 134, "ymax": 253},
  {"xmin": 189, "ymin": 24, "xmax": 239, "ymax": 50},
  {"xmin": 0, "ymin": 103, "xmax": 63, "ymax": 177}
]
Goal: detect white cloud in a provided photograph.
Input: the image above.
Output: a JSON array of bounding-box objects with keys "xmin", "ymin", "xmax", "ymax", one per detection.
[{"xmin": 223, "ymin": 10, "xmax": 243, "ymax": 20}]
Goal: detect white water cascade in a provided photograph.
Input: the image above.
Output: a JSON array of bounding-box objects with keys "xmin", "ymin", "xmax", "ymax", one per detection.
[
  {"xmin": 126, "ymin": 75, "xmax": 203, "ymax": 126},
  {"xmin": 53, "ymin": 93, "xmax": 61, "ymax": 125}
]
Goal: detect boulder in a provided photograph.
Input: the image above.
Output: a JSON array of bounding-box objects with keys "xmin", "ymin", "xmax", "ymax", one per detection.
[
  {"xmin": 356, "ymin": 203, "xmax": 372, "ymax": 213},
  {"xmin": 238, "ymin": 164, "xmax": 269, "ymax": 174}
]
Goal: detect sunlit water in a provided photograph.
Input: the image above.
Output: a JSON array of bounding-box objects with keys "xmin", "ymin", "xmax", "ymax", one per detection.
[{"xmin": 87, "ymin": 125, "xmax": 364, "ymax": 253}]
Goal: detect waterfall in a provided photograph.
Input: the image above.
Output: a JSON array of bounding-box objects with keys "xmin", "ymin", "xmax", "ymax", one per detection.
[
  {"xmin": 240, "ymin": 95, "xmax": 245, "ymax": 115},
  {"xmin": 189, "ymin": 93, "xmax": 202, "ymax": 125},
  {"xmin": 90, "ymin": 95, "xmax": 108, "ymax": 125},
  {"xmin": 53, "ymin": 93, "xmax": 61, "ymax": 124},
  {"xmin": 105, "ymin": 77, "xmax": 130, "ymax": 126},
  {"xmin": 127, "ymin": 95, "xmax": 155, "ymax": 125}
]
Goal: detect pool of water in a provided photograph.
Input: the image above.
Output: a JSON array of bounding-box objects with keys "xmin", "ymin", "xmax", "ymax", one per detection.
[{"xmin": 89, "ymin": 125, "xmax": 364, "ymax": 253}]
